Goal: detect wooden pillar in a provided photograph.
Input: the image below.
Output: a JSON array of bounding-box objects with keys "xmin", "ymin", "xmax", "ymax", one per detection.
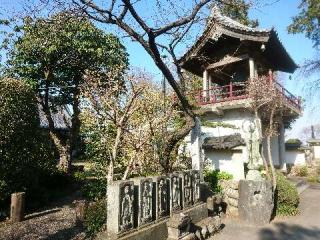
[
  {"xmin": 268, "ymin": 69, "xmax": 273, "ymax": 83},
  {"xmin": 10, "ymin": 192, "xmax": 25, "ymax": 222},
  {"xmin": 249, "ymin": 58, "xmax": 255, "ymax": 78},
  {"xmin": 203, "ymin": 70, "xmax": 209, "ymax": 100}
]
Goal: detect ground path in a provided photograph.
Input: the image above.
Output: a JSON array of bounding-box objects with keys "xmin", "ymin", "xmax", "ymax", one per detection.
[
  {"xmin": 0, "ymin": 193, "xmax": 85, "ymax": 240},
  {"xmin": 214, "ymin": 184, "xmax": 320, "ymax": 240}
]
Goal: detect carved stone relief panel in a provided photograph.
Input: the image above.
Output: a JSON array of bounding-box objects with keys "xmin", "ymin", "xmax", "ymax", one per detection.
[
  {"xmin": 119, "ymin": 182, "xmax": 134, "ymax": 232},
  {"xmin": 170, "ymin": 173, "xmax": 182, "ymax": 213}
]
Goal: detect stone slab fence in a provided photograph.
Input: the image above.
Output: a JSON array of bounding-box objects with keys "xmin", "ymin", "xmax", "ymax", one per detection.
[{"xmin": 98, "ymin": 170, "xmax": 209, "ymax": 240}]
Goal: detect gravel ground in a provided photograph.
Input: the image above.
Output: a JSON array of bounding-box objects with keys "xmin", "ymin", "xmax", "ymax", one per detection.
[{"xmin": 0, "ymin": 194, "xmax": 86, "ymax": 240}]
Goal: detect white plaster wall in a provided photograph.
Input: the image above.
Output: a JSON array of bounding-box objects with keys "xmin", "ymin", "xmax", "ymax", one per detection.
[
  {"xmin": 314, "ymin": 146, "xmax": 320, "ymax": 160},
  {"xmin": 262, "ymin": 136, "xmax": 280, "ymax": 167},
  {"xmin": 285, "ymin": 150, "xmax": 306, "ymax": 166},
  {"xmin": 205, "ymin": 149, "xmax": 245, "ymax": 180},
  {"xmin": 201, "ymin": 110, "xmax": 258, "ymax": 164}
]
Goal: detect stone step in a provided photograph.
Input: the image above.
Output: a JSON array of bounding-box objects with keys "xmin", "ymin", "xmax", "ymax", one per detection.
[{"xmin": 287, "ymin": 177, "xmax": 309, "ymax": 194}]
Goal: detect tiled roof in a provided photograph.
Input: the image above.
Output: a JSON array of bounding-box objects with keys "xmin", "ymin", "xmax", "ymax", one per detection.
[{"xmin": 210, "ymin": 5, "xmax": 269, "ymax": 33}]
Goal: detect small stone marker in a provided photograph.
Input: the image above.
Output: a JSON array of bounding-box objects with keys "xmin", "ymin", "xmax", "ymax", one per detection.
[
  {"xmin": 170, "ymin": 173, "xmax": 182, "ymax": 213},
  {"xmin": 74, "ymin": 200, "xmax": 88, "ymax": 225},
  {"xmin": 133, "ymin": 177, "xmax": 153, "ymax": 227},
  {"xmin": 10, "ymin": 192, "xmax": 25, "ymax": 223},
  {"xmin": 107, "ymin": 180, "xmax": 135, "ymax": 238}
]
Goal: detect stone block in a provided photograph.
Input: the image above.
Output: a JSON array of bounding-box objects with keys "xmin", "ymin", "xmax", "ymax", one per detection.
[
  {"xmin": 167, "ymin": 213, "xmax": 192, "ymax": 239},
  {"xmin": 107, "ymin": 180, "xmax": 135, "ymax": 238},
  {"xmin": 227, "ymin": 198, "xmax": 238, "ymax": 208},
  {"xmin": 225, "ymin": 188, "xmax": 239, "ymax": 199},
  {"xmin": 170, "ymin": 173, "xmax": 182, "ymax": 213},
  {"xmin": 153, "ymin": 176, "xmax": 170, "ymax": 220},
  {"xmin": 238, "ymin": 180, "xmax": 273, "ymax": 225},
  {"xmin": 133, "ymin": 178, "xmax": 154, "ymax": 228}
]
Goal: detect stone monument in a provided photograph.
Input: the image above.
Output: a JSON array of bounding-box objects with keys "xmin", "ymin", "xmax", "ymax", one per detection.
[
  {"xmin": 170, "ymin": 173, "xmax": 182, "ymax": 213},
  {"xmin": 181, "ymin": 171, "xmax": 193, "ymax": 208},
  {"xmin": 153, "ymin": 176, "xmax": 169, "ymax": 220},
  {"xmin": 192, "ymin": 170, "xmax": 201, "ymax": 203},
  {"xmin": 238, "ymin": 180, "xmax": 273, "ymax": 225},
  {"xmin": 107, "ymin": 180, "xmax": 135, "ymax": 238},
  {"xmin": 133, "ymin": 178, "xmax": 154, "ymax": 227}
]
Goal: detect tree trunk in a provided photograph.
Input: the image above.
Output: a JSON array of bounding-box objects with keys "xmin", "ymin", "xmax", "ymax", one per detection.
[
  {"xmin": 254, "ymin": 110, "xmax": 270, "ymax": 177},
  {"xmin": 41, "ymin": 69, "xmax": 71, "ymax": 173},
  {"xmin": 266, "ymin": 135, "xmax": 276, "ymax": 191},
  {"xmin": 107, "ymin": 126, "xmax": 123, "ymax": 184},
  {"xmin": 69, "ymin": 80, "xmax": 81, "ymax": 172},
  {"xmin": 267, "ymin": 107, "xmax": 277, "ymax": 191},
  {"xmin": 161, "ymin": 113, "xmax": 196, "ymax": 173}
]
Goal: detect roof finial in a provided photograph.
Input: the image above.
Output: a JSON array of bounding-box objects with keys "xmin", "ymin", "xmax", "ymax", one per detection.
[{"xmin": 210, "ymin": 4, "xmax": 222, "ymax": 18}]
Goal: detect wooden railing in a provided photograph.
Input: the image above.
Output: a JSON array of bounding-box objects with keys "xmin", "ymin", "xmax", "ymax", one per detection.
[{"xmin": 184, "ymin": 81, "xmax": 301, "ymax": 111}]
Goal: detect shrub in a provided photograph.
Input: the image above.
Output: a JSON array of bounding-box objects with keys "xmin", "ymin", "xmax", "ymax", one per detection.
[
  {"xmin": 74, "ymin": 171, "xmax": 107, "ymax": 201},
  {"xmin": 84, "ymin": 200, "xmax": 107, "ymax": 237},
  {"xmin": 0, "ymin": 78, "xmax": 57, "ymax": 212},
  {"xmin": 204, "ymin": 169, "xmax": 233, "ymax": 193},
  {"xmin": 275, "ymin": 172, "xmax": 299, "ymax": 216}
]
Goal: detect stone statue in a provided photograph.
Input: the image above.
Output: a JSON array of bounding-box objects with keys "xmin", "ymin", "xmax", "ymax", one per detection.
[
  {"xmin": 184, "ymin": 173, "xmax": 192, "ymax": 206},
  {"xmin": 158, "ymin": 178, "xmax": 168, "ymax": 217},
  {"xmin": 243, "ymin": 119, "xmax": 262, "ymax": 181},
  {"xmin": 141, "ymin": 181, "xmax": 152, "ymax": 222},
  {"xmin": 120, "ymin": 185, "xmax": 134, "ymax": 231},
  {"xmin": 193, "ymin": 172, "xmax": 200, "ymax": 202},
  {"xmin": 172, "ymin": 176, "xmax": 181, "ymax": 210}
]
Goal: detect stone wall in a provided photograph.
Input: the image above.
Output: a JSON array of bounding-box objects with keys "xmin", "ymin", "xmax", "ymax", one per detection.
[{"xmin": 220, "ymin": 180, "xmax": 239, "ymax": 217}]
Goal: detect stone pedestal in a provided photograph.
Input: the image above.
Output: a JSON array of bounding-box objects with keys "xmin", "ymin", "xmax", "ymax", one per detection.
[
  {"xmin": 238, "ymin": 180, "xmax": 273, "ymax": 225},
  {"xmin": 107, "ymin": 180, "xmax": 135, "ymax": 238},
  {"xmin": 167, "ymin": 213, "xmax": 192, "ymax": 240}
]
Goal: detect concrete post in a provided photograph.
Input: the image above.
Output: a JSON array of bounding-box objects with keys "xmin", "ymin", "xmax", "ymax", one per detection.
[
  {"xmin": 190, "ymin": 117, "xmax": 203, "ymax": 181},
  {"xmin": 10, "ymin": 192, "xmax": 25, "ymax": 222},
  {"xmin": 278, "ymin": 121, "xmax": 286, "ymax": 170}
]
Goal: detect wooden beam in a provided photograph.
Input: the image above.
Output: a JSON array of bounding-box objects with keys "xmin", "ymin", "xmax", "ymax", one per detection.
[{"xmin": 206, "ymin": 54, "xmax": 249, "ymax": 70}]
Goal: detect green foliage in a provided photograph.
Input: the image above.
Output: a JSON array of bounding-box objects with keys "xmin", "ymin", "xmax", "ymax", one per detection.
[
  {"xmin": 286, "ymin": 139, "xmax": 302, "ymax": 145},
  {"xmin": 216, "ymin": 0, "xmax": 259, "ymax": 27},
  {"xmin": 0, "ymin": 78, "xmax": 59, "ymax": 211},
  {"xmin": 307, "ymin": 175, "xmax": 320, "ymax": 183},
  {"xmin": 201, "ymin": 120, "xmax": 239, "ymax": 129},
  {"xmin": 74, "ymin": 171, "xmax": 107, "ymax": 201},
  {"xmin": 204, "ymin": 169, "xmax": 233, "ymax": 193},
  {"xmin": 275, "ymin": 172, "xmax": 300, "ymax": 216},
  {"xmin": 6, "ymin": 12, "xmax": 128, "ymax": 90},
  {"xmin": 288, "ymin": 0, "xmax": 320, "ymax": 47},
  {"xmin": 297, "ymin": 165, "xmax": 308, "ymax": 177},
  {"xmin": 84, "ymin": 200, "xmax": 107, "ymax": 237}
]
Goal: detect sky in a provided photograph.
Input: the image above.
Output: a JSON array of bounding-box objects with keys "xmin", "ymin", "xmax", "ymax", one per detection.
[{"xmin": 0, "ymin": 0, "xmax": 318, "ymax": 140}]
